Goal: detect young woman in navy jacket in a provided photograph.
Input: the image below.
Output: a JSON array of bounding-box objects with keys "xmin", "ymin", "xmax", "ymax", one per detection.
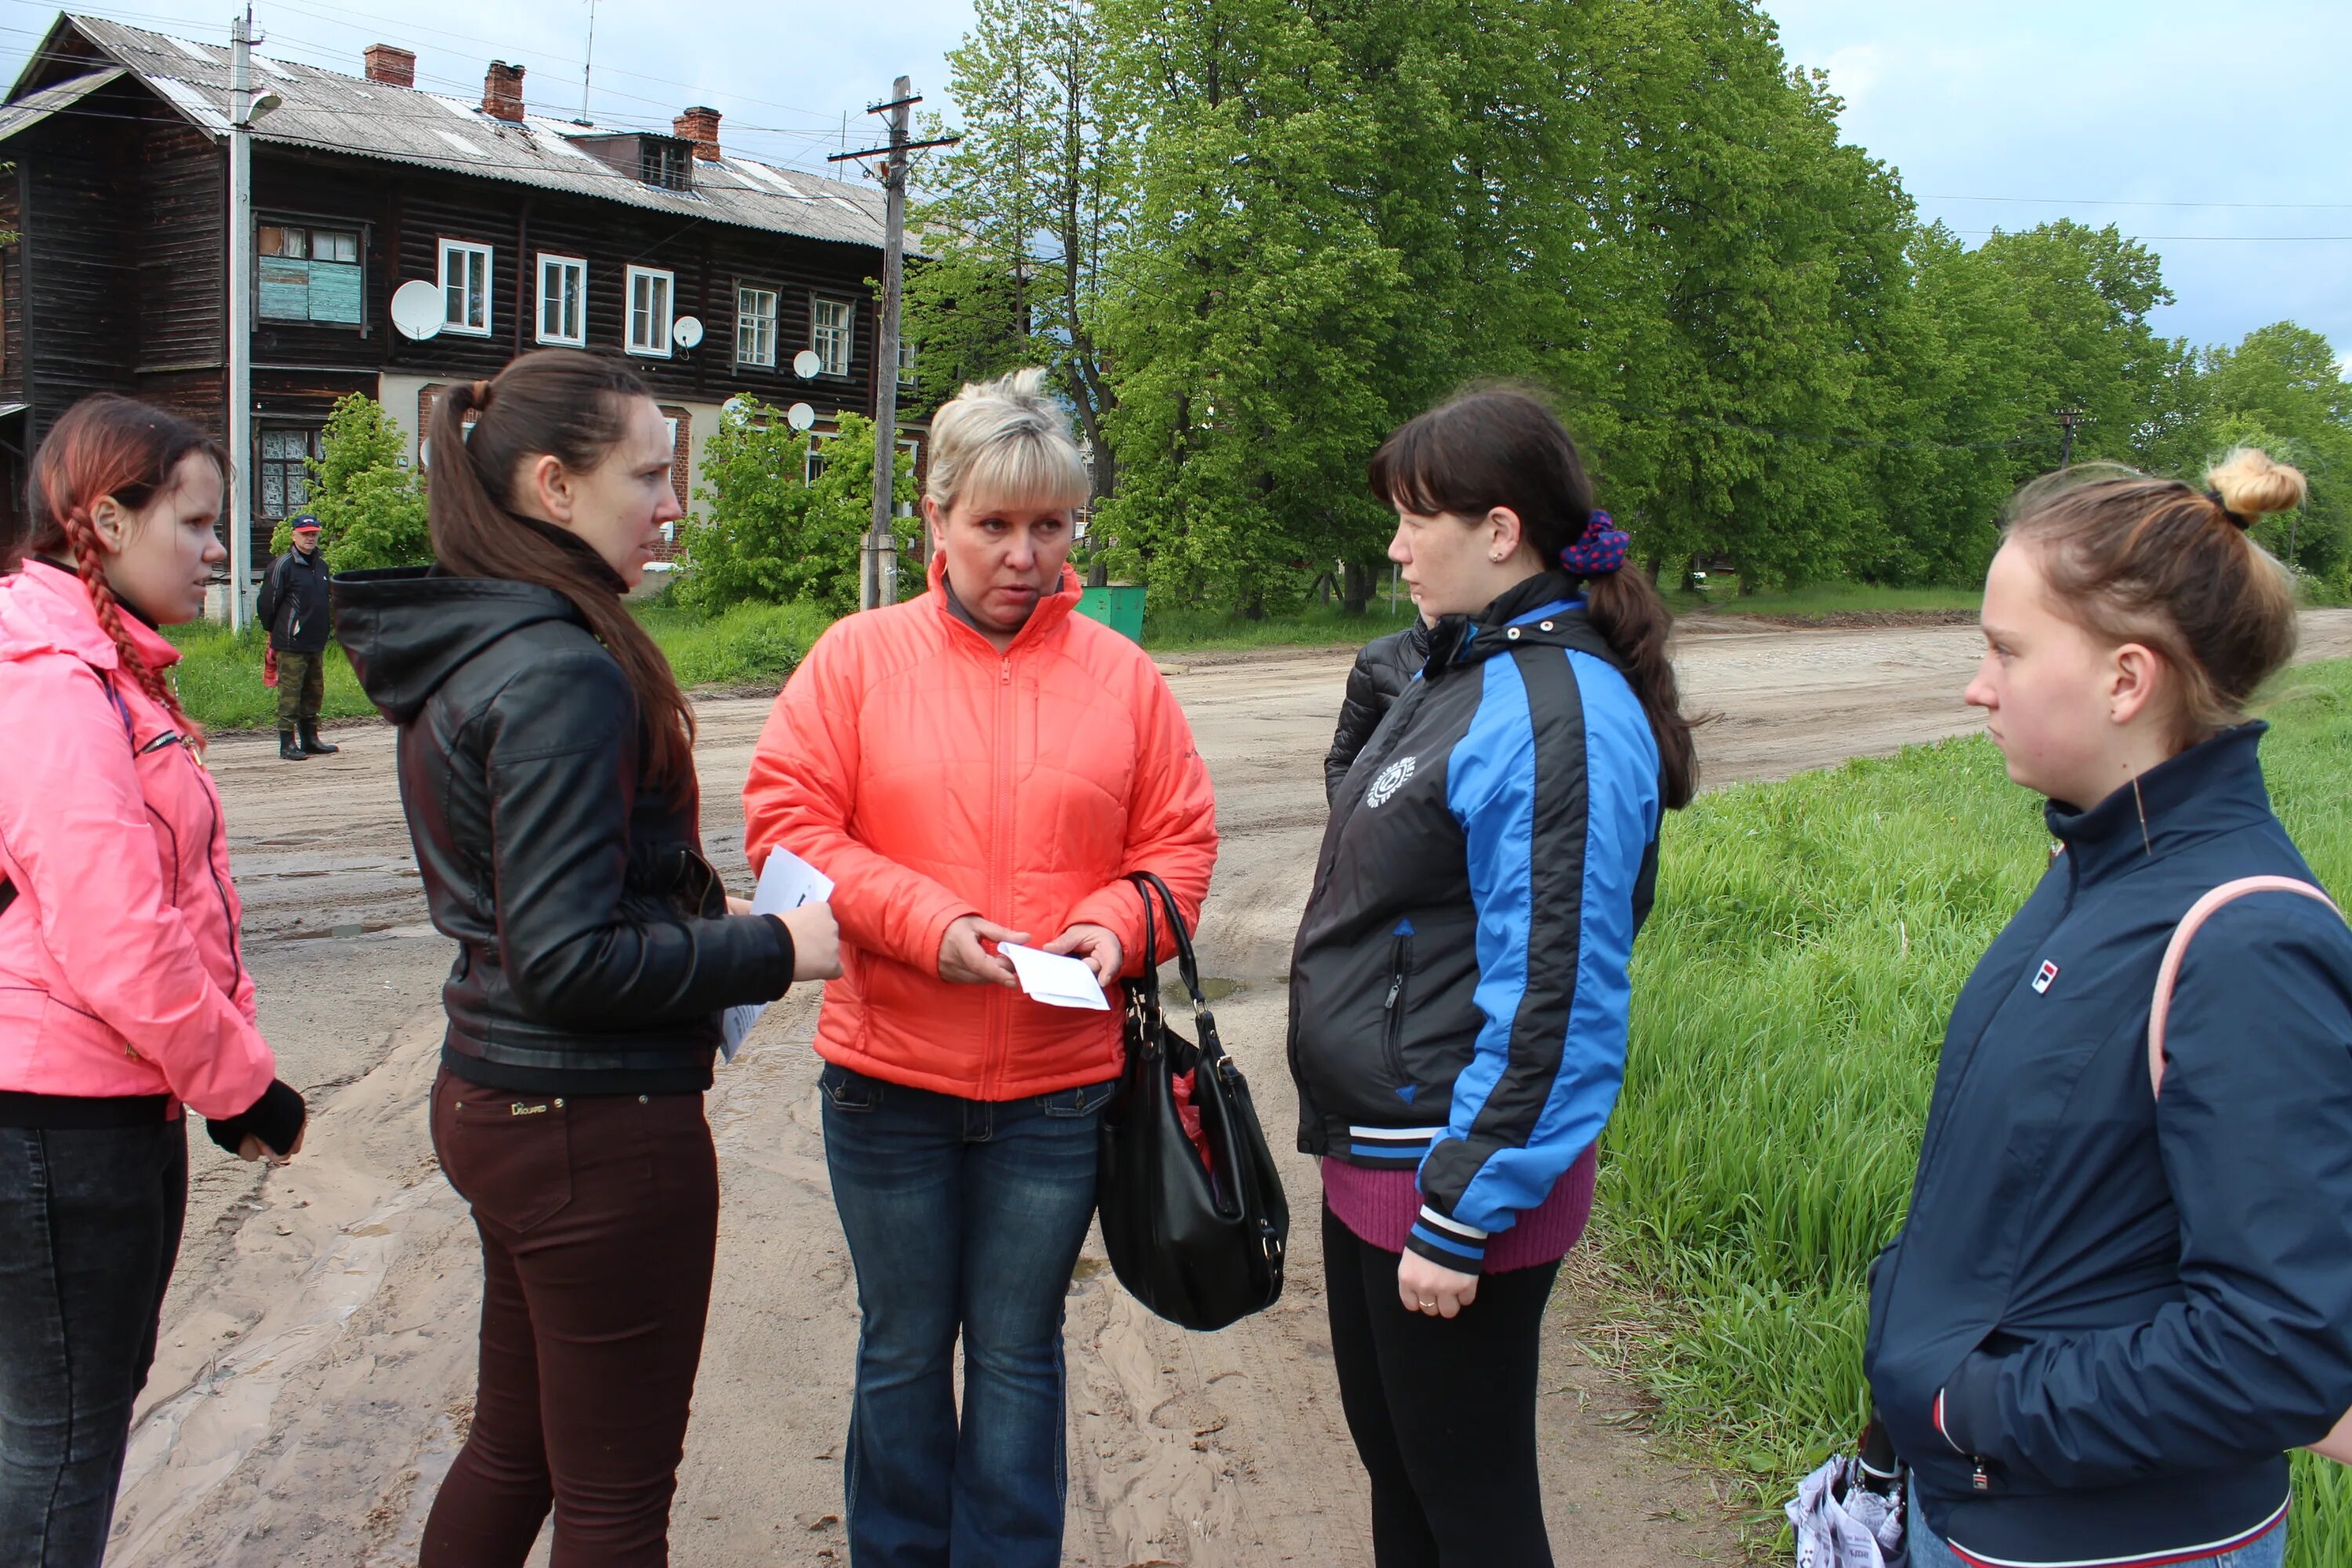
[{"xmin": 1865, "ymin": 449, "xmax": 2352, "ymax": 1568}]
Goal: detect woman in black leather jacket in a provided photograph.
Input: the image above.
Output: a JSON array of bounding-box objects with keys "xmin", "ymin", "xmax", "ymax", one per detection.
[{"xmin": 335, "ymin": 349, "xmax": 839, "ymax": 1568}]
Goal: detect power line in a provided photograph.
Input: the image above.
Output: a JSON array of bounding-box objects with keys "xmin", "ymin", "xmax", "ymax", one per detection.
[{"xmin": 1925, "ymin": 193, "xmax": 2352, "ymax": 212}]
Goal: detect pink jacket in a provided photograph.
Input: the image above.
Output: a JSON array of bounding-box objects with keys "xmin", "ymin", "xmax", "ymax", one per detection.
[{"xmin": 0, "ymin": 562, "xmax": 276, "ymax": 1118}]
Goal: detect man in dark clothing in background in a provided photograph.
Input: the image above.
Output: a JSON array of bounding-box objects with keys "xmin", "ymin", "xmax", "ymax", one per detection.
[
  {"xmin": 1323, "ymin": 614, "xmax": 1435, "ymax": 802},
  {"xmin": 255, "ymin": 514, "xmax": 338, "ymax": 760}
]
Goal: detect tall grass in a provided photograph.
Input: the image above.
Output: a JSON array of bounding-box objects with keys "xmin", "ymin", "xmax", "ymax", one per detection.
[{"xmin": 1603, "ymin": 658, "xmax": 2352, "ymax": 1559}]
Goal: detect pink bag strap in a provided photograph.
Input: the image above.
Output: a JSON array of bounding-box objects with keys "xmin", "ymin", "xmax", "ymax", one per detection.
[{"xmin": 2148, "ymin": 876, "xmax": 2346, "ymax": 1096}]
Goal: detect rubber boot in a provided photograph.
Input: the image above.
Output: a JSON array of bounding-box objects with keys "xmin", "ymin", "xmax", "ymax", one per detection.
[
  {"xmin": 279, "ymin": 730, "xmax": 308, "ymax": 761},
  {"xmin": 299, "ymin": 719, "xmax": 339, "ymax": 756}
]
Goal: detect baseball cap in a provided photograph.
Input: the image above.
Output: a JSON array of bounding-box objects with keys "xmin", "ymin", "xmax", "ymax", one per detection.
[{"xmin": 290, "ymin": 514, "xmax": 321, "ymax": 534}]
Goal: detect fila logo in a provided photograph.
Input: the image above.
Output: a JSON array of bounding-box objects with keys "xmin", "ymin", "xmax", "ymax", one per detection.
[{"xmin": 2031, "ymin": 960, "xmax": 2060, "ymax": 995}]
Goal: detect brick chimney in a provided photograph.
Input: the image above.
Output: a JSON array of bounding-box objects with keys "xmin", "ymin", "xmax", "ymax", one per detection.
[
  {"xmin": 673, "ymin": 106, "xmax": 722, "ymax": 162},
  {"xmin": 363, "ymin": 44, "xmax": 415, "ymax": 89},
  {"xmin": 482, "ymin": 60, "xmax": 526, "ymax": 123}
]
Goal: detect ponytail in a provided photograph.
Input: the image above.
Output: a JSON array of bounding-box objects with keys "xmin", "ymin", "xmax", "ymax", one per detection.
[
  {"xmin": 21, "ymin": 394, "xmax": 220, "ymax": 739},
  {"xmin": 428, "ymin": 351, "xmax": 695, "ymax": 787},
  {"xmin": 1368, "ymin": 383, "xmax": 1698, "ymax": 808},
  {"xmin": 1582, "ymin": 567, "xmax": 1698, "ymax": 808}
]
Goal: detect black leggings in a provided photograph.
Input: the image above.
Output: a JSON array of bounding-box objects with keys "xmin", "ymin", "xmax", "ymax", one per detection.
[{"xmin": 1323, "ymin": 1203, "xmax": 1559, "ymax": 1568}]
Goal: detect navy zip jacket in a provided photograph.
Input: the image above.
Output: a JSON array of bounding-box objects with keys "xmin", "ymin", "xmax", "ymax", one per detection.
[
  {"xmin": 1864, "ymin": 724, "xmax": 2352, "ymax": 1567},
  {"xmin": 1289, "ymin": 572, "xmax": 1662, "ymax": 1273}
]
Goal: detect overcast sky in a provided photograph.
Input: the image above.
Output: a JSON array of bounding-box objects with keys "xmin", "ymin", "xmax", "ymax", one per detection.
[{"xmin": 5, "ymin": 0, "xmax": 2343, "ymax": 360}]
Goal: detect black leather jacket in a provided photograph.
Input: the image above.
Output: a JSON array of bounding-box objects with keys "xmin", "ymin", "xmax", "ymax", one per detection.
[
  {"xmin": 1323, "ymin": 622, "xmax": 1432, "ymax": 802},
  {"xmin": 333, "ymin": 554, "xmax": 795, "ymax": 1094}
]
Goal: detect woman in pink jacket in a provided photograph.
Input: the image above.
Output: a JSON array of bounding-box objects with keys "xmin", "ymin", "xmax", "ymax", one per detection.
[{"xmin": 0, "ymin": 395, "xmax": 303, "ymax": 1566}]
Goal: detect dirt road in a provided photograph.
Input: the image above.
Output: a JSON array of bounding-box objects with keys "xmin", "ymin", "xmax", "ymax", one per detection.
[{"xmin": 111, "ymin": 612, "xmax": 2352, "ymax": 1566}]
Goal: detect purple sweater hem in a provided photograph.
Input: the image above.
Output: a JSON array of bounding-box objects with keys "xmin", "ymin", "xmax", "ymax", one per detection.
[{"xmin": 1321, "ymin": 1141, "xmax": 1598, "ymax": 1272}]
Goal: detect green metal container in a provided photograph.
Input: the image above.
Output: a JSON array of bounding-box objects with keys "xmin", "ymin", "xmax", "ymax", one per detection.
[{"xmin": 1076, "ymin": 583, "xmax": 1146, "ymax": 643}]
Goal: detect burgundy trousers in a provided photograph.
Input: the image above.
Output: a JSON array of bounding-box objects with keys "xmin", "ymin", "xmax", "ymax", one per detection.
[{"xmin": 420, "ymin": 1068, "xmax": 719, "ymax": 1568}]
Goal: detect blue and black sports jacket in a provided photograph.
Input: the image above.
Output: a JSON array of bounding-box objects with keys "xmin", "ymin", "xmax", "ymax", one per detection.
[
  {"xmin": 1865, "ymin": 723, "xmax": 2352, "ymax": 1568},
  {"xmin": 1287, "ymin": 571, "xmax": 1662, "ymax": 1273}
]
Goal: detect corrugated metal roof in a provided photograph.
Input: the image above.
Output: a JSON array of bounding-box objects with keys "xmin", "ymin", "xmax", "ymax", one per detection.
[
  {"xmin": 0, "ymin": 64, "xmax": 123, "ymax": 141},
  {"xmin": 23, "ymin": 16, "xmax": 901, "ymax": 255}
]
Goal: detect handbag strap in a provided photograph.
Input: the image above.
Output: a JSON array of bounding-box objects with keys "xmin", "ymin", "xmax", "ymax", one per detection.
[
  {"xmin": 2148, "ymin": 875, "xmax": 2344, "ymax": 1095},
  {"xmin": 1128, "ymin": 870, "xmax": 1207, "ymax": 1018}
]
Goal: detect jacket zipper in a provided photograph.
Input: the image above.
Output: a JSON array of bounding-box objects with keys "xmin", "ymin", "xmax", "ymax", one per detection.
[
  {"xmin": 984, "ymin": 652, "xmax": 1013, "ymax": 1098},
  {"xmin": 1381, "ymin": 931, "xmax": 1412, "ymax": 1087}
]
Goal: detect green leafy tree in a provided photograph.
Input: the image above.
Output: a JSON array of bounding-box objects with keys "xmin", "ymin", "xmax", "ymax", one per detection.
[
  {"xmin": 270, "ymin": 394, "xmax": 430, "ymax": 571},
  {"xmin": 2192, "ymin": 324, "xmax": 2352, "ymax": 590},
  {"xmin": 906, "ymin": 0, "xmax": 1127, "ymax": 498},
  {"xmin": 1094, "ymin": 0, "xmax": 1408, "ymax": 616},
  {"xmin": 680, "ymin": 403, "xmax": 917, "ymax": 615}
]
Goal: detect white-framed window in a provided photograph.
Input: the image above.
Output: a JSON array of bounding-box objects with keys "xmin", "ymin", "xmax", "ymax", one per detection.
[
  {"xmin": 258, "ymin": 222, "xmax": 364, "ymax": 324},
  {"xmin": 736, "ymin": 285, "xmax": 778, "ymax": 368},
  {"xmin": 627, "ymin": 266, "xmax": 674, "ymax": 358},
  {"xmin": 437, "ymin": 238, "xmax": 492, "ymax": 336},
  {"xmin": 536, "ymin": 252, "xmax": 586, "ymax": 347},
  {"xmin": 805, "ymin": 435, "xmax": 827, "ymax": 485},
  {"xmin": 811, "ymin": 296, "xmax": 853, "ymax": 376},
  {"xmin": 897, "ymin": 336, "xmax": 916, "ymax": 387}
]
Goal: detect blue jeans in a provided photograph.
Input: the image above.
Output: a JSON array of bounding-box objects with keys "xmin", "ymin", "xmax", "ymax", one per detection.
[
  {"xmin": 1905, "ymin": 1487, "xmax": 2287, "ymax": 1568},
  {"xmin": 0, "ymin": 1120, "xmax": 187, "ymax": 1568},
  {"xmin": 820, "ymin": 1062, "xmax": 1113, "ymax": 1568}
]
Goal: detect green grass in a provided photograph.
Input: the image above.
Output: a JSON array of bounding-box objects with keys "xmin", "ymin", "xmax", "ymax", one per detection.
[
  {"xmin": 1599, "ymin": 656, "xmax": 2352, "ymax": 1559},
  {"xmin": 167, "ymin": 598, "xmax": 830, "ymax": 731},
  {"xmin": 629, "ymin": 598, "xmax": 833, "ymax": 688},
  {"xmin": 1141, "ymin": 595, "xmax": 1421, "ymax": 652},
  {"xmin": 1665, "ymin": 576, "xmax": 1984, "ymax": 619},
  {"xmin": 164, "ymin": 622, "xmax": 376, "ymax": 731}
]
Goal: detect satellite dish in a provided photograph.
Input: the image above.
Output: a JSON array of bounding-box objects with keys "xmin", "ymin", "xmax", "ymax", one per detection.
[
  {"xmin": 786, "ymin": 402, "xmax": 816, "ymax": 432},
  {"xmin": 390, "ymin": 278, "xmax": 443, "ymax": 341},
  {"xmin": 672, "ymin": 315, "xmax": 704, "ymax": 350},
  {"xmin": 793, "ymin": 349, "xmax": 822, "ymax": 379},
  {"xmin": 721, "ymin": 394, "xmax": 753, "ymax": 423}
]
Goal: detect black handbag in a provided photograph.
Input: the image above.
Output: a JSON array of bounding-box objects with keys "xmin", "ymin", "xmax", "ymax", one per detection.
[{"xmin": 1096, "ymin": 871, "xmax": 1290, "ymax": 1331}]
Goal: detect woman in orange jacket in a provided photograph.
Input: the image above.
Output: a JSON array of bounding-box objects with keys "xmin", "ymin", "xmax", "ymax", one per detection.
[{"xmin": 743, "ymin": 368, "xmax": 1217, "ymax": 1568}]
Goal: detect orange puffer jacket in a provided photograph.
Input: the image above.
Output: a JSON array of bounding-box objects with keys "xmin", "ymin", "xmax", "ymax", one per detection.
[{"xmin": 743, "ymin": 557, "xmax": 1218, "ymax": 1101}]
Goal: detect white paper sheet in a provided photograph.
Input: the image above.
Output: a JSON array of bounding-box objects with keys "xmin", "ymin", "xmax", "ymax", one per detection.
[
  {"xmin": 720, "ymin": 847, "xmax": 836, "ymax": 1062},
  {"xmin": 999, "ymin": 942, "xmax": 1112, "ymax": 1011}
]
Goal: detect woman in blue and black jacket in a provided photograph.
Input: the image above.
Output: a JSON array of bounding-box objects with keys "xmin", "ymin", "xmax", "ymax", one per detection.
[
  {"xmin": 1866, "ymin": 448, "xmax": 2352, "ymax": 1568},
  {"xmin": 1289, "ymin": 387, "xmax": 1697, "ymax": 1566}
]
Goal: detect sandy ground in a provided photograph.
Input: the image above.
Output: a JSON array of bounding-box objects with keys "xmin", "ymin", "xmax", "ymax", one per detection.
[{"xmin": 106, "ymin": 611, "xmax": 2352, "ymax": 1566}]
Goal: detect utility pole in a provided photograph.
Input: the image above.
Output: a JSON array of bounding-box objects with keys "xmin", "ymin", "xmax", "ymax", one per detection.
[
  {"xmin": 2056, "ymin": 406, "xmax": 2085, "ymax": 470},
  {"xmin": 226, "ymin": 7, "xmax": 259, "ymax": 629},
  {"xmin": 578, "ymin": 0, "xmax": 597, "ymax": 125},
  {"xmin": 830, "ymin": 80, "xmax": 958, "ymax": 610}
]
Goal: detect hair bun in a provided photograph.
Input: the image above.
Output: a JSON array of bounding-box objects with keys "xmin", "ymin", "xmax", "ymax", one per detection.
[{"xmin": 2206, "ymin": 447, "xmax": 2307, "ymax": 523}]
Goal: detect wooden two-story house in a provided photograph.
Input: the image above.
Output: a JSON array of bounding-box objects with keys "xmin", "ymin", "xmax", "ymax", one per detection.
[{"xmin": 0, "ymin": 12, "xmax": 920, "ymax": 583}]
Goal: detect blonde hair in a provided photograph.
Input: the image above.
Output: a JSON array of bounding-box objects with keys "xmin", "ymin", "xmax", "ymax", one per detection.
[
  {"xmin": 924, "ymin": 368, "xmax": 1090, "ymax": 514},
  {"xmin": 2005, "ymin": 447, "xmax": 2307, "ymax": 742},
  {"xmin": 2208, "ymin": 445, "xmax": 2309, "ymax": 518}
]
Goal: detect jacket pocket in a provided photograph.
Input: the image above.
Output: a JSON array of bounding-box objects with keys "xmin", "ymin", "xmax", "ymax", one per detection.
[
  {"xmin": 433, "ymin": 1075, "xmax": 572, "ymax": 1233},
  {"xmin": 1380, "ymin": 927, "xmax": 1414, "ymax": 1091}
]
